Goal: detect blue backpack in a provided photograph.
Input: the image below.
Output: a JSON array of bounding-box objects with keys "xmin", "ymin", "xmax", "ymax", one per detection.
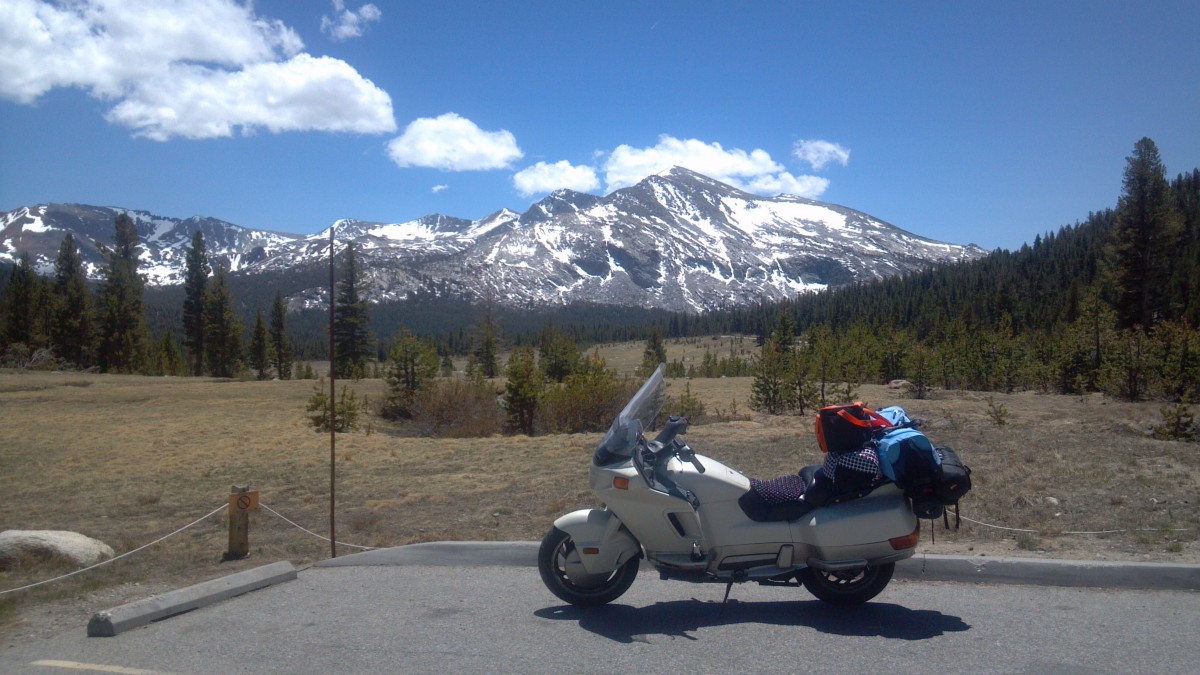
[{"xmin": 875, "ymin": 427, "xmax": 941, "ymax": 489}]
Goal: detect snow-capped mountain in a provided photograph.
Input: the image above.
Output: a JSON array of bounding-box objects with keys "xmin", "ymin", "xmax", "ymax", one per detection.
[
  {"xmin": 0, "ymin": 203, "xmax": 300, "ymax": 285},
  {"xmin": 0, "ymin": 168, "xmax": 985, "ymax": 313}
]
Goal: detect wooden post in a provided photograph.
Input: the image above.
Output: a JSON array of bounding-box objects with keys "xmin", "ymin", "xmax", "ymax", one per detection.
[{"xmin": 223, "ymin": 484, "xmax": 252, "ymax": 561}]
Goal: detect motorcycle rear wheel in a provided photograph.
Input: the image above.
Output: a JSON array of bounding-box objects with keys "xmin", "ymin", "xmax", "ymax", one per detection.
[
  {"xmin": 538, "ymin": 526, "xmax": 639, "ymax": 606},
  {"xmin": 798, "ymin": 562, "xmax": 894, "ymax": 606}
]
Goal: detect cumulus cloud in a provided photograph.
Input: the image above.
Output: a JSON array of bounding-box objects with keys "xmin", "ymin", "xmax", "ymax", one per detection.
[
  {"xmin": 513, "ymin": 161, "xmax": 600, "ymax": 197},
  {"xmin": 321, "ymin": 0, "xmax": 381, "ymax": 41},
  {"xmin": 386, "ymin": 113, "xmax": 523, "ymax": 171},
  {"xmin": 603, "ymin": 135, "xmax": 829, "ymax": 198},
  {"xmin": 432, "ymin": 184, "xmax": 449, "ymax": 193},
  {"xmin": 793, "ymin": 139, "xmax": 850, "ymax": 171},
  {"xmin": 106, "ymin": 55, "xmax": 396, "ymax": 140},
  {"xmin": 0, "ymin": 0, "xmax": 395, "ymax": 139}
]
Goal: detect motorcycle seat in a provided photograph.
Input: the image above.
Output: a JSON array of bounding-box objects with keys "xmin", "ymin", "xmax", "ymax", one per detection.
[{"xmin": 739, "ymin": 464, "xmax": 891, "ymax": 523}]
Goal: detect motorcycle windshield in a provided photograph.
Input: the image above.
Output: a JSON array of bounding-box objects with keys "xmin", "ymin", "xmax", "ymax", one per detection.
[{"xmin": 593, "ymin": 364, "xmax": 666, "ymax": 465}]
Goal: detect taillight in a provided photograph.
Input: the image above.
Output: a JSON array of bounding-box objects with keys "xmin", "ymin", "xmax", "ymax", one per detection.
[{"xmin": 889, "ymin": 521, "xmax": 921, "ymax": 550}]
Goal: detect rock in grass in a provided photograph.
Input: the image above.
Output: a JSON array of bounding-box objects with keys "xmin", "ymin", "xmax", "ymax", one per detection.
[{"xmin": 0, "ymin": 530, "xmax": 115, "ymax": 570}]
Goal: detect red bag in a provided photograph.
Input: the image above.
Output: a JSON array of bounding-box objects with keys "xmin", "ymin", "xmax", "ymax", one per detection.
[{"xmin": 815, "ymin": 402, "xmax": 892, "ymax": 454}]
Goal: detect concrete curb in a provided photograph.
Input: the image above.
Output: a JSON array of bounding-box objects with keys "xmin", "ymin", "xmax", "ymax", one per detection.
[
  {"xmin": 87, "ymin": 561, "xmax": 298, "ymax": 637},
  {"xmin": 895, "ymin": 553, "xmax": 1200, "ymax": 591},
  {"xmin": 318, "ymin": 542, "xmax": 1200, "ymax": 591}
]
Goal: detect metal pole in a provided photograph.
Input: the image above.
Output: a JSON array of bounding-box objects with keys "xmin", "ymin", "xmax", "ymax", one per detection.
[{"xmin": 329, "ymin": 226, "xmax": 337, "ymax": 559}]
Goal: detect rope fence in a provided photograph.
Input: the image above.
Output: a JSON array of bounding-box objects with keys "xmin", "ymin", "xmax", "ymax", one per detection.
[
  {"xmin": 957, "ymin": 514, "xmax": 1194, "ymax": 536},
  {"xmin": 260, "ymin": 503, "xmax": 376, "ymax": 552},
  {"xmin": 0, "ymin": 503, "xmax": 228, "ymax": 597},
  {"xmin": 2, "ymin": 497, "xmax": 1191, "ymax": 596},
  {"xmin": 0, "ymin": 500, "xmax": 382, "ymax": 596}
]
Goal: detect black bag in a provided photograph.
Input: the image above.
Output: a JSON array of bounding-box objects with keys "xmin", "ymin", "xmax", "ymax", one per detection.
[
  {"xmin": 932, "ymin": 446, "xmax": 972, "ymax": 504},
  {"xmin": 905, "ymin": 446, "xmax": 973, "ymax": 528}
]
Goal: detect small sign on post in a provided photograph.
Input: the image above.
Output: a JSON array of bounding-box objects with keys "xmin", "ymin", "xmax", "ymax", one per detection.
[{"xmin": 222, "ymin": 485, "xmax": 258, "ymax": 561}]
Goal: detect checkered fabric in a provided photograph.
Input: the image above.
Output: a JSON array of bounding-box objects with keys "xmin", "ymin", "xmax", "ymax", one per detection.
[
  {"xmin": 748, "ymin": 474, "xmax": 809, "ymax": 505},
  {"xmin": 750, "ymin": 447, "xmax": 883, "ymax": 506},
  {"xmin": 822, "ymin": 446, "xmax": 882, "ymax": 483}
]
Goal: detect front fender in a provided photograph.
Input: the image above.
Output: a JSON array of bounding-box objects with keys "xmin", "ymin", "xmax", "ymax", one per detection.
[{"xmin": 553, "ymin": 508, "xmax": 641, "ymax": 575}]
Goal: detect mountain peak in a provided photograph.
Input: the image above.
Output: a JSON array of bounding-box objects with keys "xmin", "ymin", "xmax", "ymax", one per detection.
[{"xmin": 1, "ymin": 168, "xmax": 985, "ymax": 312}]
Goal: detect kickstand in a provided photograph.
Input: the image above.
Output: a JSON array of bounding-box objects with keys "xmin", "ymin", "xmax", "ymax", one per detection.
[{"xmin": 719, "ymin": 580, "xmax": 734, "ymax": 616}]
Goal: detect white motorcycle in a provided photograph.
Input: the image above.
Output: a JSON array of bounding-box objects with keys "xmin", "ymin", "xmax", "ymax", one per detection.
[{"xmin": 538, "ymin": 364, "xmax": 920, "ymax": 607}]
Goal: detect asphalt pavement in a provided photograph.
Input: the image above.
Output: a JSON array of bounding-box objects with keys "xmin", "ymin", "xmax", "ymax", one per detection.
[{"xmin": 1, "ymin": 543, "xmax": 1197, "ymax": 674}]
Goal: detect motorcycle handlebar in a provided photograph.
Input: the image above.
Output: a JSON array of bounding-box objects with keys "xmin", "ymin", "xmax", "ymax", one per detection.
[{"xmin": 654, "ymin": 416, "xmax": 689, "ymax": 446}]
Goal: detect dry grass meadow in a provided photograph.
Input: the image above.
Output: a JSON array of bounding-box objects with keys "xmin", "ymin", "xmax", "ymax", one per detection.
[{"xmin": 2, "ymin": 335, "xmax": 1198, "ymax": 641}]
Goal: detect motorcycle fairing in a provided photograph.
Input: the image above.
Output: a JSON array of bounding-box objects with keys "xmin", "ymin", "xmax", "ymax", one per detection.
[{"xmin": 552, "ymin": 508, "xmax": 640, "ymax": 576}]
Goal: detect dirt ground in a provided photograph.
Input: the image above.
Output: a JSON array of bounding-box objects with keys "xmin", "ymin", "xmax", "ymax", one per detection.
[{"xmin": 1, "ymin": 338, "xmax": 1197, "ymax": 643}]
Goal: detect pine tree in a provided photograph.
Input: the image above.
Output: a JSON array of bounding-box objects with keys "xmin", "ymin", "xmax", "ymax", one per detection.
[
  {"xmin": 332, "ymin": 243, "xmax": 373, "ymax": 379},
  {"xmin": 2, "ymin": 253, "xmax": 41, "ymax": 349},
  {"xmin": 182, "ymin": 230, "xmax": 210, "ymax": 375},
  {"xmin": 203, "ymin": 265, "xmax": 243, "ymax": 377},
  {"xmin": 538, "ymin": 324, "xmax": 581, "ymax": 383},
  {"xmin": 157, "ymin": 332, "xmax": 183, "ymax": 376},
  {"xmin": 248, "ymin": 309, "xmax": 270, "ymax": 380},
  {"xmin": 640, "ymin": 326, "xmax": 667, "ymax": 375},
  {"xmin": 51, "ymin": 234, "xmax": 94, "ymax": 367},
  {"xmin": 749, "ymin": 337, "xmax": 791, "ymax": 414},
  {"xmin": 472, "ymin": 292, "xmax": 501, "ymax": 379},
  {"xmin": 269, "ymin": 291, "xmax": 292, "ymax": 380},
  {"xmin": 381, "ymin": 331, "xmax": 440, "ymax": 419},
  {"xmin": 503, "ymin": 345, "xmax": 541, "ymax": 435},
  {"xmin": 97, "ymin": 214, "xmax": 148, "ymax": 373},
  {"xmin": 1112, "ymin": 137, "xmax": 1183, "ymax": 329}
]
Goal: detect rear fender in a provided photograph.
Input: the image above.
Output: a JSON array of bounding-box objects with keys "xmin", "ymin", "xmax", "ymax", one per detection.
[{"xmin": 553, "ymin": 509, "xmax": 640, "ymax": 575}]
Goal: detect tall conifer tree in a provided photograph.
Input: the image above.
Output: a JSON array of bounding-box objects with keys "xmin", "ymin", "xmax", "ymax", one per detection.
[
  {"xmin": 249, "ymin": 309, "xmax": 270, "ymax": 380},
  {"xmin": 182, "ymin": 230, "xmax": 210, "ymax": 375},
  {"xmin": 473, "ymin": 292, "xmax": 500, "ymax": 378},
  {"xmin": 52, "ymin": 234, "xmax": 93, "ymax": 367},
  {"xmin": 97, "ymin": 214, "xmax": 147, "ymax": 373},
  {"xmin": 332, "ymin": 243, "xmax": 373, "ymax": 378},
  {"xmin": 1112, "ymin": 137, "xmax": 1183, "ymax": 329},
  {"xmin": 203, "ymin": 265, "xmax": 243, "ymax": 377},
  {"xmin": 2, "ymin": 253, "xmax": 40, "ymax": 349},
  {"xmin": 269, "ymin": 290, "xmax": 292, "ymax": 380}
]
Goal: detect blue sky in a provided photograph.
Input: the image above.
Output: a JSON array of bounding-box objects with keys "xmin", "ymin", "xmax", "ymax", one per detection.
[{"xmin": 2, "ymin": 1, "xmax": 1197, "ymax": 251}]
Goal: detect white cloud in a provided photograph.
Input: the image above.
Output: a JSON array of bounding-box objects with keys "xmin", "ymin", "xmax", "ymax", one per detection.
[
  {"xmin": 432, "ymin": 184, "xmax": 449, "ymax": 193},
  {"xmin": 386, "ymin": 113, "xmax": 523, "ymax": 171},
  {"xmin": 793, "ymin": 139, "xmax": 850, "ymax": 171},
  {"xmin": 744, "ymin": 172, "xmax": 830, "ymax": 197},
  {"xmin": 0, "ymin": 0, "xmax": 395, "ymax": 139},
  {"xmin": 513, "ymin": 161, "xmax": 600, "ymax": 197},
  {"xmin": 603, "ymin": 135, "xmax": 829, "ymax": 198},
  {"xmin": 321, "ymin": 0, "xmax": 381, "ymax": 41},
  {"xmin": 107, "ymin": 55, "xmax": 396, "ymax": 140}
]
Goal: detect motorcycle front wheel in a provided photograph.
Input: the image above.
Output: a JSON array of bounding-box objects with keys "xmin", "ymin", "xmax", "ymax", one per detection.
[
  {"xmin": 798, "ymin": 562, "xmax": 894, "ymax": 606},
  {"xmin": 538, "ymin": 526, "xmax": 639, "ymax": 606}
]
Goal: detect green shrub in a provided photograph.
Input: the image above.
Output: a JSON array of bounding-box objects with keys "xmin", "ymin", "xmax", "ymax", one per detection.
[
  {"xmin": 1153, "ymin": 403, "xmax": 1197, "ymax": 441},
  {"xmin": 306, "ymin": 378, "xmax": 361, "ymax": 433},
  {"xmin": 538, "ymin": 358, "xmax": 637, "ymax": 434},
  {"xmin": 409, "ymin": 378, "xmax": 502, "ymax": 438}
]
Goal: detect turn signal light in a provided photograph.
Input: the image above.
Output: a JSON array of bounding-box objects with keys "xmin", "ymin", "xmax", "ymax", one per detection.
[
  {"xmin": 613, "ymin": 477, "xmax": 630, "ymax": 490},
  {"xmin": 889, "ymin": 522, "xmax": 921, "ymax": 550}
]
